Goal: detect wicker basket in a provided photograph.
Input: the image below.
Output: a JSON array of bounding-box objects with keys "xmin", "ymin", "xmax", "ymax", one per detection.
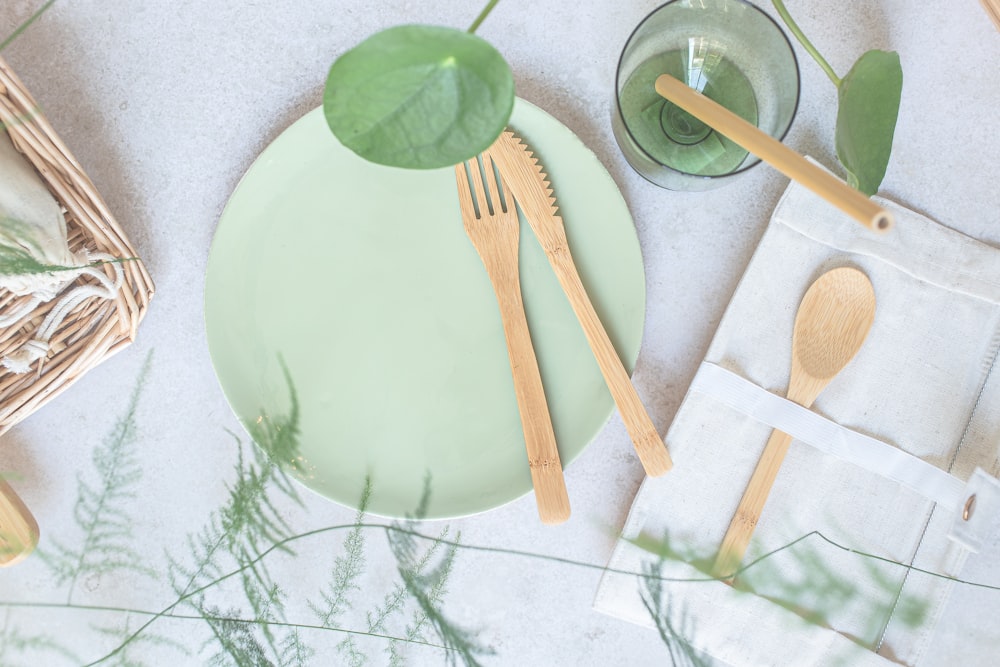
[{"xmin": 0, "ymin": 56, "xmax": 153, "ymax": 433}]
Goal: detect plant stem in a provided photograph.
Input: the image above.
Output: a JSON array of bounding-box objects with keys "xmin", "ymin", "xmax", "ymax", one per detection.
[
  {"xmin": 771, "ymin": 0, "xmax": 841, "ymax": 87},
  {"xmin": 0, "ymin": 601, "xmax": 451, "ymax": 655},
  {"xmin": 10, "ymin": 526, "xmax": 998, "ymax": 665},
  {"xmin": 0, "ymin": 0, "xmax": 58, "ymax": 52},
  {"xmin": 467, "ymin": 0, "xmax": 500, "ymax": 34}
]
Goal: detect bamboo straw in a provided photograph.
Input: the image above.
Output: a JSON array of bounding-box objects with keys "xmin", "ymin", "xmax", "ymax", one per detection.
[{"xmin": 654, "ymin": 73, "xmax": 894, "ymax": 233}]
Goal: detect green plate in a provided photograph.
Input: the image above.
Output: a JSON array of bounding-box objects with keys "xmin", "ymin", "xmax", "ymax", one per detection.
[{"xmin": 204, "ymin": 99, "xmax": 646, "ymax": 519}]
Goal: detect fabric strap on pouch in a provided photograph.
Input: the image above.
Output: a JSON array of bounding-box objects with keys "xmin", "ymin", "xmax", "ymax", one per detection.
[{"xmin": 689, "ymin": 361, "xmax": 1000, "ymax": 552}]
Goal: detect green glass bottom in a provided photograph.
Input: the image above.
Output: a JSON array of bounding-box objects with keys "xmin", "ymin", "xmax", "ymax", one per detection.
[{"xmin": 619, "ymin": 49, "xmax": 758, "ymax": 177}]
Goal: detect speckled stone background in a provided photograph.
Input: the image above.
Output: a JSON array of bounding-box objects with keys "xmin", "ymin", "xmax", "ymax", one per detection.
[{"xmin": 1, "ymin": 1, "xmax": 998, "ymax": 664}]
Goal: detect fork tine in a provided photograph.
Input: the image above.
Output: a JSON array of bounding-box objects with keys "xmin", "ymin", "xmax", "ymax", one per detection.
[
  {"xmin": 481, "ymin": 152, "xmax": 506, "ymax": 215},
  {"xmin": 467, "ymin": 155, "xmax": 492, "ymax": 217},
  {"xmin": 454, "ymin": 161, "xmax": 477, "ymax": 220}
]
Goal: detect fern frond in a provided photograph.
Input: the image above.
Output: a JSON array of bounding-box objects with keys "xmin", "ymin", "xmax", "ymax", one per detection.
[
  {"xmin": 639, "ymin": 559, "xmax": 707, "ymax": 667},
  {"xmin": 366, "ymin": 473, "xmax": 441, "ymax": 637},
  {"xmin": 408, "ymin": 472, "xmax": 433, "ymax": 522},
  {"xmin": 382, "ymin": 481, "xmax": 489, "ymax": 667},
  {"xmin": 277, "ymin": 628, "xmax": 314, "ymax": 667},
  {"xmin": 167, "ymin": 432, "xmax": 296, "ymax": 597},
  {"xmin": 246, "ymin": 356, "xmax": 308, "ymax": 487},
  {"xmin": 167, "ymin": 521, "xmax": 227, "ymax": 596},
  {"xmin": 201, "ymin": 605, "xmax": 275, "ymax": 667},
  {"xmin": 221, "ymin": 445, "xmax": 295, "ymax": 555},
  {"xmin": 337, "ymin": 634, "xmax": 369, "ymax": 667},
  {"xmin": 93, "ymin": 612, "xmax": 192, "ymax": 666},
  {"xmin": 367, "ymin": 530, "xmax": 446, "ymax": 636},
  {"xmin": 394, "ymin": 548, "xmax": 492, "ymax": 667},
  {"xmin": 0, "ymin": 239, "xmax": 77, "ymax": 276},
  {"xmin": 165, "ymin": 361, "xmax": 309, "ymax": 665},
  {"xmin": 0, "ymin": 612, "xmax": 78, "ymax": 666},
  {"xmin": 238, "ymin": 576, "xmax": 286, "ymax": 656},
  {"xmin": 310, "ymin": 477, "xmax": 372, "ymax": 629},
  {"xmin": 168, "ymin": 451, "xmax": 294, "ymax": 664},
  {"xmin": 38, "ymin": 351, "xmax": 155, "ymax": 601},
  {"xmin": 405, "ymin": 535, "xmax": 459, "ymax": 642},
  {"xmin": 388, "ymin": 533, "xmax": 460, "ymax": 666},
  {"xmin": 387, "ymin": 637, "xmax": 404, "ymax": 667}
]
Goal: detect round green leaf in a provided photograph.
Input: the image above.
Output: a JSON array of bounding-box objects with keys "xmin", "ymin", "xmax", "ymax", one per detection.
[
  {"xmin": 323, "ymin": 25, "xmax": 515, "ymax": 170},
  {"xmin": 835, "ymin": 50, "xmax": 903, "ymax": 196}
]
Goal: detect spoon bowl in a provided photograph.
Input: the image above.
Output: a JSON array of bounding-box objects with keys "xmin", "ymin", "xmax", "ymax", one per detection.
[{"xmin": 789, "ymin": 267, "xmax": 876, "ymax": 402}]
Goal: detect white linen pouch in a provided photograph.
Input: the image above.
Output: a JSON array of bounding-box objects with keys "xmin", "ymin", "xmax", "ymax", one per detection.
[{"xmin": 595, "ymin": 181, "xmax": 1000, "ymax": 666}]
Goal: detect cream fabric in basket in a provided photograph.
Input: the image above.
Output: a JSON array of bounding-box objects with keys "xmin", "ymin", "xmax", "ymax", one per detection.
[
  {"xmin": 0, "ymin": 128, "xmax": 79, "ymax": 298},
  {"xmin": 594, "ymin": 180, "xmax": 1000, "ymax": 666}
]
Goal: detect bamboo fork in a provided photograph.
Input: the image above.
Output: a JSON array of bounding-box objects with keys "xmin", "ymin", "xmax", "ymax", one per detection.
[{"xmin": 455, "ymin": 152, "xmax": 571, "ymax": 525}]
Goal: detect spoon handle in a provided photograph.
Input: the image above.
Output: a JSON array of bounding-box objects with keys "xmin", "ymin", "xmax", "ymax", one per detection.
[{"xmin": 712, "ymin": 428, "xmax": 794, "ymax": 580}]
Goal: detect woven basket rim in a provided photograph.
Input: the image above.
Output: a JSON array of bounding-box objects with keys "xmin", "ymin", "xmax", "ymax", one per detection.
[{"xmin": 0, "ymin": 55, "xmax": 154, "ymax": 433}]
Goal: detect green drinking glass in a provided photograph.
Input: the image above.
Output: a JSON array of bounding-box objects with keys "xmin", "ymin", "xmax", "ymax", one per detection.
[{"xmin": 613, "ymin": 0, "xmax": 800, "ymax": 191}]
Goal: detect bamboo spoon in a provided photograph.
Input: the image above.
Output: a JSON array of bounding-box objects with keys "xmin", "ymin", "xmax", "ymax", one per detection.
[
  {"xmin": 455, "ymin": 153, "xmax": 571, "ymax": 525},
  {"xmin": 712, "ymin": 267, "xmax": 875, "ymax": 579},
  {"xmin": 1, "ymin": 477, "xmax": 38, "ymax": 566},
  {"xmin": 654, "ymin": 73, "xmax": 894, "ymax": 233}
]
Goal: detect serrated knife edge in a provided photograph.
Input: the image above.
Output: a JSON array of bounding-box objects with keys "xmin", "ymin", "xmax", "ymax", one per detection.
[{"xmin": 487, "ymin": 130, "xmax": 564, "ymax": 241}]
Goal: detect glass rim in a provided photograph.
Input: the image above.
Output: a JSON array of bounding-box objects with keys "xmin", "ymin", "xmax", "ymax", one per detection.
[{"xmin": 614, "ymin": 0, "xmax": 802, "ymax": 183}]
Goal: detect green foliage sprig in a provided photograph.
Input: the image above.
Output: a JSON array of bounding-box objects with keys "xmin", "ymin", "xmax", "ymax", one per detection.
[
  {"xmin": 0, "ymin": 217, "xmax": 91, "ymax": 277},
  {"xmin": 640, "ymin": 560, "xmax": 706, "ymax": 667},
  {"xmin": 0, "ymin": 614, "xmax": 78, "ymax": 667},
  {"xmin": 40, "ymin": 357, "xmax": 479, "ymax": 667},
  {"xmin": 323, "ymin": 0, "xmax": 513, "ymax": 169},
  {"xmin": 5, "ymin": 516, "xmax": 1000, "ymax": 666},
  {"xmin": 0, "ymin": 0, "xmax": 55, "ymax": 52},
  {"xmin": 772, "ymin": 0, "xmax": 903, "ymax": 195},
  {"xmin": 159, "ymin": 364, "xmax": 308, "ymax": 666},
  {"xmin": 386, "ymin": 477, "xmax": 490, "ymax": 667},
  {"xmin": 39, "ymin": 352, "xmax": 155, "ymax": 602},
  {"xmin": 308, "ymin": 478, "xmax": 371, "ymax": 630}
]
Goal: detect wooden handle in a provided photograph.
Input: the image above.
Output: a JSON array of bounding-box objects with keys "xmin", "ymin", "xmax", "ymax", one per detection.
[
  {"xmin": 982, "ymin": 0, "xmax": 1000, "ymax": 30},
  {"xmin": 490, "ymin": 272, "xmax": 571, "ymax": 524},
  {"xmin": 712, "ymin": 428, "xmax": 794, "ymax": 579},
  {"xmin": 549, "ymin": 256, "xmax": 672, "ymax": 477},
  {"xmin": 1, "ymin": 478, "xmax": 39, "ymax": 567},
  {"xmin": 654, "ymin": 73, "xmax": 893, "ymax": 233},
  {"xmin": 467, "ymin": 207, "xmax": 570, "ymax": 524}
]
